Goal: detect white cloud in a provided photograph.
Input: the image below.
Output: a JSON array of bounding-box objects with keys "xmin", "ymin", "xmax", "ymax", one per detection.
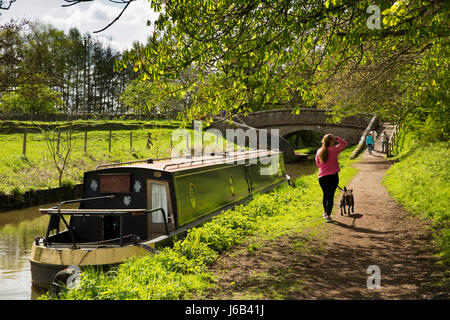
[{"xmin": 1, "ymin": 0, "xmax": 159, "ymax": 51}]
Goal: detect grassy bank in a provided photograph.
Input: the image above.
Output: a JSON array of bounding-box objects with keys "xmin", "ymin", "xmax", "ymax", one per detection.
[
  {"xmin": 0, "ymin": 127, "xmax": 173, "ymax": 194},
  {"xmin": 382, "ymin": 131, "xmax": 449, "ymax": 286},
  {"xmin": 0, "ymin": 121, "xmax": 228, "ymax": 195},
  {"xmin": 44, "ymin": 146, "xmax": 359, "ymax": 300}
]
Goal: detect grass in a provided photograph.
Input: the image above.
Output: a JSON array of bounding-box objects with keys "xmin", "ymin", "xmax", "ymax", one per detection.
[
  {"xmin": 0, "ymin": 128, "xmax": 172, "ymax": 194},
  {"xmin": 42, "ymin": 146, "xmax": 359, "ymax": 300},
  {"xmin": 294, "ymin": 146, "xmax": 317, "ymax": 154},
  {"xmin": 0, "ymin": 120, "xmax": 234, "ymax": 195},
  {"xmin": 382, "ymin": 131, "xmax": 450, "ymax": 288}
]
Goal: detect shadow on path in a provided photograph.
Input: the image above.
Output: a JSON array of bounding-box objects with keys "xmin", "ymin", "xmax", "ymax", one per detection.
[{"xmin": 330, "ymin": 217, "xmax": 396, "ymax": 235}]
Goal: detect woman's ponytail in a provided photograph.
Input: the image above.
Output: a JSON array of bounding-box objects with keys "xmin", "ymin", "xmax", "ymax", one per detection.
[{"xmin": 318, "ymin": 134, "xmax": 334, "ymax": 163}]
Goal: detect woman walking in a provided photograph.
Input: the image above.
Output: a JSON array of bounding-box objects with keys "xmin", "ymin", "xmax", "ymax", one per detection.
[{"xmin": 315, "ymin": 134, "xmax": 348, "ymax": 222}]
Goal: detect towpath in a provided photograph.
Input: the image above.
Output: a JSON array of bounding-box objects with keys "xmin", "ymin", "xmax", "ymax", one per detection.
[{"xmin": 202, "ymin": 124, "xmax": 446, "ymax": 300}]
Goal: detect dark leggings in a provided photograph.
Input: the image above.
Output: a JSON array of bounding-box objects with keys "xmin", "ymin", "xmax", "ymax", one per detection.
[{"xmin": 318, "ymin": 173, "xmax": 339, "ymax": 216}]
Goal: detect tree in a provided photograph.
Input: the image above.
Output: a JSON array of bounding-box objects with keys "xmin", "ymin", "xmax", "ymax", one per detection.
[
  {"xmin": 42, "ymin": 128, "xmax": 74, "ymax": 187},
  {"xmin": 0, "ymin": 19, "xmax": 30, "ymax": 91},
  {"xmin": 120, "ymin": 78, "xmax": 183, "ymax": 116},
  {"xmin": 117, "ymin": 0, "xmax": 448, "ymax": 128},
  {"xmin": 0, "ymin": 20, "xmax": 137, "ymax": 116},
  {"xmin": 2, "ymin": 0, "xmax": 448, "ymax": 134},
  {"xmin": 318, "ymin": 1, "xmax": 449, "ymax": 141},
  {"xmin": 0, "ymin": 81, "xmax": 63, "ymax": 114}
]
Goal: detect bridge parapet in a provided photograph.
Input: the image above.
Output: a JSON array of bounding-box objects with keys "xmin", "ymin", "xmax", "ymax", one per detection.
[{"xmin": 241, "ymin": 109, "xmax": 373, "ymax": 129}]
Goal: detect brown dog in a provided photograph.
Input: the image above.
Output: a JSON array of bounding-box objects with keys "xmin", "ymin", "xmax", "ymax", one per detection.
[{"xmin": 340, "ymin": 187, "xmax": 354, "ymax": 216}]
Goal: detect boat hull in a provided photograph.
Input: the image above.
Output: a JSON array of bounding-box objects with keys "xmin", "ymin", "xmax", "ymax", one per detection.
[{"xmin": 29, "ymin": 242, "xmax": 149, "ymax": 289}]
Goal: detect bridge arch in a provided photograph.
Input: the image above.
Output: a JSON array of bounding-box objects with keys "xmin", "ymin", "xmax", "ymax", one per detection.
[
  {"xmin": 212, "ymin": 109, "xmax": 378, "ymax": 162},
  {"xmin": 241, "ymin": 109, "xmax": 373, "ymax": 146},
  {"xmin": 283, "ymin": 129, "xmax": 322, "ymax": 153},
  {"xmin": 278, "ymin": 124, "xmax": 364, "ymax": 145}
]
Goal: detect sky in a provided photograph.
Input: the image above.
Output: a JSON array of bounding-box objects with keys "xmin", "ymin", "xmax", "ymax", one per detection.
[{"xmin": 0, "ymin": 0, "xmax": 159, "ymax": 51}]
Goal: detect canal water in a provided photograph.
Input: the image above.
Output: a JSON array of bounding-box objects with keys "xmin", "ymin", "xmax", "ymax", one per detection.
[
  {"xmin": 0, "ymin": 160, "xmax": 317, "ymax": 300},
  {"xmin": 0, "ymin": 205, "xmax": 49, "ymax": 299},
  {"xmin": 284, "ymin": 159, "xmax": 317, "ymax": 178}
]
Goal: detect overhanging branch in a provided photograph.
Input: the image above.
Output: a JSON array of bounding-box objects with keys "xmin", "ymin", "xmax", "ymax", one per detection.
[
  {"xmin": 0, "ymin": 0, "xmax": 16, "ymax": 10},
  {"xmin": 61, "ymin": 0, "xmax": 135, "ymax": 33}
]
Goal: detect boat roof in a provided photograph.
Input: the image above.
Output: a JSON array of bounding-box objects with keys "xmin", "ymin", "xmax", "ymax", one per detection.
[{"xmin": 95, "ymin": 149, "xmax": 281, "ymax": 173}]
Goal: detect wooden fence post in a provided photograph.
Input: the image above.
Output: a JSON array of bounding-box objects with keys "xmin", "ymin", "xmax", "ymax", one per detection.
[
  {"xmin": 108, "ymin": 128, "xmax": 112, "ymax": 153},
  {"xmin": 22, "ymin": 132, "xmax": 27, "ymax": 157},
  {"xmin": 130, "ymin": 131, "xmax": 133, "ymax": 150},
  {"xmin": 146, "ymin": 132, "xmax": 153, "ymax": 150},
  {"xmin": 216, "ymin": 134, "xmax": 219, "ymax": 154},
  {"xmin": 186, "ymin": 132, "xmax": 190, "ymax": 156},
  {"xmin": 56, "ymin": 131, "xmax": 61, "ymax": 155},
  {"xmin": 201, "ymin": 131, "xmax": 204, "ymax": 156},
  {"xmin": 84, "ymin": 130, "xmax": 88, "ymax": 154}
]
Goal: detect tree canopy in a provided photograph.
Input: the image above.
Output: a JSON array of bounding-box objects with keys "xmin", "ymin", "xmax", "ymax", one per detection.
[
  {"xmin": 117, "ymin": 0, "xmax": 448, "ymax": 134},
  {"xmin": 0, "ymin": 20, "xmax": 137, "ymax": 115},
  {"xmin": 1, "ymin": 0, "xmax": 448, "ymax": 139}
]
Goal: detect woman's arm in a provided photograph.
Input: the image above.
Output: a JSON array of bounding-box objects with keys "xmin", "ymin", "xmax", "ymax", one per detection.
[
  {"xmin": 335, "ymin": 136, "xmax": 348, "ymax": 153},
  {"xmin": 315, "ymin": 149, "xmax": 321, "ymax": 166}
]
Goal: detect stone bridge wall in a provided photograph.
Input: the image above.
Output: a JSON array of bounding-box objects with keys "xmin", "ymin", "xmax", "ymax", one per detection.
[
  {"xmin": 241, "ymin": 109, "xmax": 374, "ymax": 145},
  {"xmin": 211, "ymin": 109, "xmax": 378, "ymax": 162}
]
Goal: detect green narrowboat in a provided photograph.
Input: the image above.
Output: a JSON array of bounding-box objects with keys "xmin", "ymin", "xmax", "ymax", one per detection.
[{"xmin": 30, "ymin": 150, "xmax": 289, "ymax": 289}]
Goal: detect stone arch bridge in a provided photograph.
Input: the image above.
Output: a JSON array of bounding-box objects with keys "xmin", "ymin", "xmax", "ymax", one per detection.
[{"xmin": 212, "ymin": 109, "xmax": 378, "ymax": 162}]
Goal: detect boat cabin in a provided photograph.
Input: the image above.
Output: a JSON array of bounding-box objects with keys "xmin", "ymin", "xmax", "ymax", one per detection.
[{"xmin": 41, "ymin": 150, "xmax": 288, "ymax": 248}]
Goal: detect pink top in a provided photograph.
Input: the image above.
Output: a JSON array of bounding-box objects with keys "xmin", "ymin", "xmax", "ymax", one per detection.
[{"xmin": 315, "ymin": 136, "xmax": 348, "ymax": 177}]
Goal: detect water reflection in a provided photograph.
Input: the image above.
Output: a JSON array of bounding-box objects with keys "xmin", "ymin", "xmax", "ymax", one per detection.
[
  {"xmin": 0, "ymin": 204, "xmax": 53, "ymax": 300},
  {"xmin": 285, "ymin": 159, "xmax": 317, "ymax": 178}
]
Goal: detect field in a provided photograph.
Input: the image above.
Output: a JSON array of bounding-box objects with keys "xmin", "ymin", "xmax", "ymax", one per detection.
[{"xmin": 0, "ymin": 120, "xmax": 230, "ymax": 195}]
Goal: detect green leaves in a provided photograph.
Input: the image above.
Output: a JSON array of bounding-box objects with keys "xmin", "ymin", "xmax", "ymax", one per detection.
[
  {"xmin": 0, "ymin": 81, "xmax": 63, "ymax": 114},
  {"xmin": 124, "ymin": 1, "xmax": 346, "ymax": 118},
  {"xmin": 382, "ymin": 0, "xmax": 410, "ymax": 27},
  {"xmin": 119, "ymin": 0, "xmax": 450, "ymax": 132}
]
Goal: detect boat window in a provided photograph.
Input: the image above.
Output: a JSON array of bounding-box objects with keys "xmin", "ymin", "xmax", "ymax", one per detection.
[
  {"xmin": 229, "ymin": 173, "xmax": 235, "ymax": 196},
  {"xmin": 150, "ymin": 182, "xmax": 169, "ymax": 223},
  {"xmin": 189, "ymin": 183, "xmax": 198, "ymax": 209}
]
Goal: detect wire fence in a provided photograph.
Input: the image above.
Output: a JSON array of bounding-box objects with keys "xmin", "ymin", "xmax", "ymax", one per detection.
[{"xmin": 15, "ymin": 129, "xmax": 169, "ymax": 158}]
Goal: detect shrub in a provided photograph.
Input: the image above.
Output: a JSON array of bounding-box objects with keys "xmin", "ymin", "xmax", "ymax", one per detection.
[{"xmin": 60, "ymin": 178, "xmax": 75, "ymax": 189}]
